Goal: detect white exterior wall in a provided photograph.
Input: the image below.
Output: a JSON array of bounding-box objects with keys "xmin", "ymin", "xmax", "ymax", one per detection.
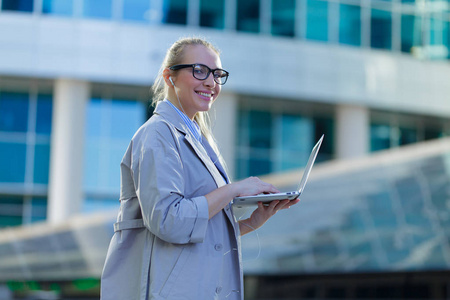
[
  {"xmin": 335, "ymin": 104, "xmax": 369, "ymax": 159},
  {"xmin": 210, "ymin": 92, "xmax": 238, "ymax": 178},
  {"xmin": 0, "ymin": 14, "xmax": 449, "ymax": 118}
]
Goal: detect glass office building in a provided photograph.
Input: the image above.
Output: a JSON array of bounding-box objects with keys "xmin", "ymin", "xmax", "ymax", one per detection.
[{"xmin": 1, "ymin": 0, "xmax": 450, "ymax": 298}]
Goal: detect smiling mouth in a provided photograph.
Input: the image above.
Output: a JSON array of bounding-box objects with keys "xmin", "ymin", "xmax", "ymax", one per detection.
[{"xmin": 196, "ymin": 91, "xmax": 213, "ymax": 98}]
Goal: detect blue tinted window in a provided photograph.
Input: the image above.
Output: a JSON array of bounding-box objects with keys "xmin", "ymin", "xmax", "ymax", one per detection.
[
  {"xmin": 200, "ymin": 0, "xmax": 225, "ymax": 29},
  {"xmin": 36, "ymin": 95, "xmax": 52, "ymax": 135},
  {"xmin": 277, "ymin": 114, "xmax": 313, "ymax": 171},
  {"xmin": 371, "ymin": 9, "xmax": 392, "ymax": 50},
  {"xmin": 429, "ymin": 16, "xmax": 448, "ymax": 59},
  {"xmin": 401, "ymin": 14, "xmax": 422, "ymax": 53},
  {"xmin": 162, "ymin": 0, "xmax": 188, "ymax": 24},
  {"xmin": 2, "ymin": 0, "xmax": 33, "ymax": 12},
  {"xmin": 84, "ymin": 98, "xmax": 145, "ymax": 199},
  {"xmin": 110, "ymin": 100, "xmax": 145, "ymax": 139},
  {"xmin": 85, "ymin": 98, "xmax": 102, "ymax": 138},
  {"xmin": 306, "ymin": 0, "xmax": 328, "ymax": 41},
  {"xmin": 123, "ymin": 0, "xmax": 150, "ymax": 21},
  {"xmin": 0, "ymin": 196, "xmax": 23, "ymax": 227},
  {"xmin": 84, "ymin": 142, "xmax": 100, "ymax": 190},
  {"xmin": 34, "ymin": 143, "xmax": 51, "ymax": 184},
  {"xmin": 399, "ymin": 127, "xmax": 417, "ymax": 146},
  {"xmin": 0, "ymin": 142, "xmax": 27, "ymax": 183},
  {"xmin": 83, "ymin": 0, "xmax": 112, "ymax": 19},
  {"xmin": 237, "ymin": 0, "xmax": 260, "ymax": 33},
  {"xmin": 339, "ymin": 4, "xmax": 361, "ymax": 46},
  {"xmin": 249, "ymin": 111, "xmax": 272, "ymax": 149},
  {"xmin": 83, "ymin": 198, "xmax": 119, "ymax": 213},
  {"xmin": 31, "ymin": 197, "xmax": 47, "ymax": 223},
  {"xmin": 371, "ymin": 124, "xmax": 391, "ymax": 151},
  {"xmin": 248, "ymin": 157, "xmax": 271, "ymax": 176},
  {"xmin": 0, "ymin": 92, "xmax": 29, "ymax": 133},
  {"xmin": 42, "ymin": 0, "xmax": 73, "ymax": 15},
  {"xmin": 272, "ymin": 0, "xmax": 295, "ymax": 37}
]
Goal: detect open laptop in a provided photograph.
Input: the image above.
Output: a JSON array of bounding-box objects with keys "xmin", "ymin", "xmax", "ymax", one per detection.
[{"xmin": 233, "ymin": 135, "xmax": 323, "ymax": 206}]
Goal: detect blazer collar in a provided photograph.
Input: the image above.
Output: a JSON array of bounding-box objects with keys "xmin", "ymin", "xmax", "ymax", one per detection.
[{"xmin": 154, "ymin": 101, "xmax": 227, "ymax": 189}]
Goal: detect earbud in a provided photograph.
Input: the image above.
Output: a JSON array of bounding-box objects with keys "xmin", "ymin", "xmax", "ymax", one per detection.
[{"xmin": 169, "ymin": 77, "xmax": 174, "ymax": 86}]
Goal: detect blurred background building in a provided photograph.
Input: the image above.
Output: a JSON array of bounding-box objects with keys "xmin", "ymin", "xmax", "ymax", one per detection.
[{"xmin": 0, "ymin": 0, "xmax": 450, "ymax": 299}]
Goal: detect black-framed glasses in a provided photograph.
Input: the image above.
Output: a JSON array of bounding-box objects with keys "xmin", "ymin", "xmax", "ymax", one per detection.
[{"xmin": 169, "ymin": 63, "xmax": 229, "ymax": 85}]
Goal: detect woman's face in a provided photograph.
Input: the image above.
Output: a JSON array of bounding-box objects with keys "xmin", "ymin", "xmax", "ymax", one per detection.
[{"xmin": 170, "ymin": 45, "xmax": 222, "ymax": 119}]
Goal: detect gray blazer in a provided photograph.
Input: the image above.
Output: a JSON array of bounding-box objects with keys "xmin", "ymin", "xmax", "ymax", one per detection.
[{"xmin": 101, "ymin": 101, "xmax": 243, "ymax": 300}]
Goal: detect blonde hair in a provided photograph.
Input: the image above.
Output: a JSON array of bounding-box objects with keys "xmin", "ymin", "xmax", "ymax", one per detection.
[{"xmin": 151, "ymin": 37, "xmax": 227, "ymax": 170}]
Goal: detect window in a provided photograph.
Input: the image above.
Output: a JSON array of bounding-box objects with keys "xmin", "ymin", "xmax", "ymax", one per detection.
[
  {"xmin": 401, "ymin": 14, "xmax": 422, "ymax": 54},
  {"xmin": 306, "ymin": 0, "xmax": 328, "ymax": 42},
  {"xmin": 123, "ymin": 0, "xmax": 150, "ymax": 22},
  {"xmin": 0, "ymin": 196, "xmax": 47, "ymax": 227},
  {"xmin": 371, "ymin": 123, "xmax": 391, "ymax": 152},
  {"xmin": 339, "ymin": 4, "xmax": 361, "ymax": 46},
  {"xmin": 0, "ymin": 91, "xmax": 52, "ymax": 227},
  {"xmin": 371, "ymin": 9, "xmax": 392, "ymax": 50},
  {"xmin": 272, "ymin": 0, "xmax": 295, "ymax": 37},
  {"xmin": 83, "ymin": 98, "xmax": 146, "ymax": 213},
  {"xmin": 200, "ymin": 0, "xmax": 225, "ymax": 29},
  {"xmin": 0, "ymin": 92, "xmax": 52, "ymax": 184},
  {"xmin": 2, "ymin": 0, "xmax": 33, "ymax": 12},
  {"xmin": 428, "ymin": 15, "xmax": 448, "ymax": 60},
  {"xmin": 83, "ymin": 0, "xmax": 112, "ymax": 19},
  {"xmin": 42, "ymin": 0, "xmax": 73, "ymax": 16},
  {"xmin": 236, "ymin": 106, "xmax": 333, "ymax": 179},
  {"xmin": 0, "ymin": 142, "xmax": 27, "ymax": 183},
  {"xmin": 237, "ymin": 0, "xmax": 260, "ymax": 33},
  {"xmin": 0, "ymin": 92, "xmax": 29, "ymax": 132},
  {"xmin": 162, "ymin": 0, "xmax": 188, "ymax": 25}
]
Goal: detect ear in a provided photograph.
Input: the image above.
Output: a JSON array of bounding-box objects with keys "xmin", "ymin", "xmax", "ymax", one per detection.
[{"xmin": 162, "ymin": 68, "xmax": 173, "ymax": 86}]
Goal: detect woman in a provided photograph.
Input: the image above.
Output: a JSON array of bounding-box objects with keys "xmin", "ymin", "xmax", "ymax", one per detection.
[{"xmin": 101, "ymin": 37, "xmax": 299, "ymax": 300}]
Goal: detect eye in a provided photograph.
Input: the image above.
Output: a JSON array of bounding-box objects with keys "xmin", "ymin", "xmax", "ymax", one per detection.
[
  {"xmin": 214, "ymin": 71, "xmax": 227, "ymax": 78},
  {"xmin": 193, "ymin": 65, "xmax": 208, "ymax": 76}
]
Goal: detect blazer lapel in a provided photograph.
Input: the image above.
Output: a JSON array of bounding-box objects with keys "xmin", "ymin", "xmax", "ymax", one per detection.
[
  {"xmin": 155, "ymin": 101, "xmax": 237, "ymax": 229},
  {"xmin": 183, "ymin": 133, "xmax": 227, "ymax": 189}
]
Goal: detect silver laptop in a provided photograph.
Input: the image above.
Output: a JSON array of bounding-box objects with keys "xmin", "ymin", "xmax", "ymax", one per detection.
[{"xmin": 233, "ymin": 135, "xmax": 323, "ymax": 206}]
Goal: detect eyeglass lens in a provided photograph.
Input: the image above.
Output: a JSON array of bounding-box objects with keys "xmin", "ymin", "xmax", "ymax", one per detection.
[{"xmin": 193, "ymin": 64, "xmax": 228, "ymax": 85}]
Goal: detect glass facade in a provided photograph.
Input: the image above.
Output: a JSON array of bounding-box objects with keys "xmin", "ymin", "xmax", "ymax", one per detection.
[
  {"xmin": 371, "ymin": 8, "xmax": 392, "ymax": 50},
  {"xmin": 83, "ymin": 97, "xmax": 146, "ymax": 213},
  {"xmin": 2, "ymin": 0, "xmax": 33, "ymax": 12},
  {"xmin": 339, "ymin": 4, "xmax": 361, "ymax": 46},
  {"xmin": 83, "ymin": 0, "xmax": 112, "ymax": 19},
  {"xmin": 200, "ymin": 0, "xmax": 225, "ymax": 29},
  {"xmin": 122, "ymin": 0, "xmax": 150, "ymax": 22},
  {"xmin": 162, "ymin": 0, "xmax": 188, "ymax": 25},
  {"xmin": 401, "ymin": 13, "xmax": 422, "ymax": 54},
  {"xmin": 236, "ymin": 104, "xmax": 334, "ymax": 179},
  {"xmin": 0, "ymin": 91, "xmax": 52, "ymax": 227},
  {"xmin": 42, "ymin": 0, "xmax": 73, "ymax": 16},
  {"xmin": 1, "ymin": 0, "xmax": 450, "ymax": 61},
  {"xmin": 370, "ymin": 112, "xmax": 449, "ymax": 152},
  {"xmin": 237, "ymin": 0, "xmax": 260, "ymax": 33},
  {"xmin": 271, "ymin": 0, "xmax": 295, "ymax": 37},
  {"xmin": 306, "ymin": 0, "xmax": 328, "ymax": 42}
]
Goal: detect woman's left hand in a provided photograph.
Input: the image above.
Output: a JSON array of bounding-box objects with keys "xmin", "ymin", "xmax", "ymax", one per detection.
[{"xmin": 239, "ymin": 198, "xmax": 300, "ymax": 235}]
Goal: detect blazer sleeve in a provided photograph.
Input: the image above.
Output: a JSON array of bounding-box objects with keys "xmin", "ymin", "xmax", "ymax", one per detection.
[{"xmin": 131, "ymin": 121, "xmax": 209, "ymax": 244}]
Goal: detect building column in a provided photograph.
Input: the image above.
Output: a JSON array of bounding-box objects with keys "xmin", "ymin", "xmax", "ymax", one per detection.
[
  {"xmin": 48, "ymin": 79, "xmax": 89, "ymax": 224},
  {"xmin": 211, "ymin": 92, "xmax": 238, "ymax": 179},
  {"xmin": 335, "ymin": 104, "xmax": 369, "ymax": 159}
]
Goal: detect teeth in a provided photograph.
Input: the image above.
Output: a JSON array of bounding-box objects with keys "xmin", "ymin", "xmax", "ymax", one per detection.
[{"xmin": 197, "ymin": 92, "xmax": 212, "ymax": 97}]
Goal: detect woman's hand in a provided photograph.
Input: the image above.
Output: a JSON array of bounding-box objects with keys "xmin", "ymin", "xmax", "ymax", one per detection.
[
  {"xmin": 233, "ymin": 176, "xmax": 280, "ymax": 197},
  {"xmin": 239, "ymin": 198, "xmax": 300, "ymax": 236}
]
